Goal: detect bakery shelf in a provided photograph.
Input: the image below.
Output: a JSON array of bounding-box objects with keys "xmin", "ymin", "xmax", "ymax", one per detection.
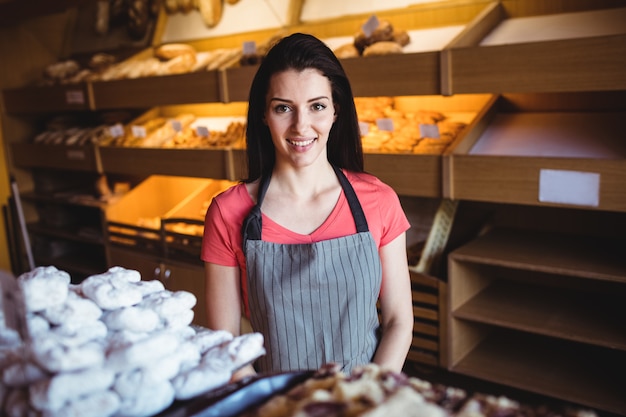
[
  {"xmin": 447, "ymin": 227, "xmax": 626, "ymax": 415},
  {"xmin": 10, "ymin": 142, "xmax": 100, "ymax": 172},
  {"xmin": 451, "ymin": 329, "xmax": 626, "ymax": 415},
  {"xmin": 454, "ymin": 279, "xmax": 626, "ymax": 350},
  {"xmin": 443, "ymin": 2, "xmax": 626, "ymax": 94},
  {"xmin": 91, "ymin": 71, "xmax": 222, "ymax": 109},
  {"xmin": 2, "ymin": 83, "xmax": 91, "ymax": 114},
  {"xmin": 444, "ymin": 92, "xmax": 626, "ymax": 212}
]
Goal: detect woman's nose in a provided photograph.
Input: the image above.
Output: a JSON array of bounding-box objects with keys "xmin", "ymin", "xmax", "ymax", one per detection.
[{"xmin": 293, "ymin": 110, "xmax": 309, "ymax": 132}]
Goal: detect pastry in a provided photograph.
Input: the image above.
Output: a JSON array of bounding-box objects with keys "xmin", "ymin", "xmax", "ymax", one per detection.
[
  {"xmin": 171, "ymin": 360, "xmax": 231, "ymax": 400},
  {"xmin": 362, "ymin": 41, "xmax": 403, "ymax": 57},
  {"xmin": 154, "ymin": 43, "xmax": 197, "ymax": 60},
  {"xmin": 334, "ymin": 43, "xmax": 360, "ymax": 59},
  {"xmin": 198, "ymin": 0, "xmax": 223, "ymax": 28},
  {"xmin": 43, "ymin": 390, "xmax": 121, "ymax": 417},
  {"xmin": 18, "ymin": 266, "xmax": 71, "ymax": 313},
  {"xmin": 102, "ymin": 306, "xmax": 160, "ymax": 333}
]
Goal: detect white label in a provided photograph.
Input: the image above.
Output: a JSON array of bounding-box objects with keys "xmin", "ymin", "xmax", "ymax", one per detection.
[
  {"xmin": 66, "ymin": 150, "xmax": 85, "ymax": 160},
  {"xmin": 538, "ymin": 169, "xmax": 600, "ymax": 207},
  {"xmin": 131, "ymin": 125, "xmax": 147, "ymax": 138},
  {"xmin": 195, "ymin": 125, "xmax": 210, "ymax": 137},
  {"xmin": 65, "ymin": 90, "xmax": 85, "ymax": 105},
  {"xmin": 242, "ymin": 41, "xmax": 257, "ymax": 55},
  {"xmin": 170, "ymin": 120, "xmax": 183, "ymax": 132},
  {"xmin": 362, "ymin": 15, "xmax": 380, "ymax": 38},
  {"xmin": 376, "ymin": 118, "xmax": 394, "ymax": 132},
  {"xmin": 109, "ymin": 123, "xmax": 125, "ymax": 138},
  {"xmin": 419, "ymin": 123, "xmax": 440, "ymax": 138},
  {"xmin": 358, "ymin": 122, "xmax": 369, "ymax": 136}
]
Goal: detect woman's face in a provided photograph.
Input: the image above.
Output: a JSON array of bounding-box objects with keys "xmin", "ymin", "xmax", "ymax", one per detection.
[{"xmin": 264, "ymin": 68, "xmax": 336, "ymax": 169}]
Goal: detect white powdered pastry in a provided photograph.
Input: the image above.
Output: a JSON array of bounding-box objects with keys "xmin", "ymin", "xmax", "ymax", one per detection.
[
  {"xmin": 171, "ymin": 340, "xmax": 202, "ymax": 373},
  {"xmin": 29, "ymin": 366, "xmax": 115, "ymax": 411},
  {"xmin": 132, "ymin": 279, "xmax": 165, "ymax": 297},
  {"xmin": 17, "ymin": 266, "xmax": 70, "ymax": 313},
  {"xmin": 116, "ymin": 379, "xmax": 175, "ymax": 417},
  {"xmin": 81, "ymin": 268, "xmax": 143, "ymax": 310},
  {"xmin": 42, "ymin": 389, "xmax": 121, "ymax": 417},
  {"xmin": 114, "ymin": 356, "xmax": 180, "ymax": 398},
  {"xmin": 102, "ymin": 306, "xmax": 160, "ymax": 333},
  {"xmin": 2, "ymin": 360, "xmax": 48, "ymax": 388},
  {"xmin": 138, "ymin": 290, "xmax": 197, "ymax": 319},
  {"xmin": 42, "ymin": 291, "xmax": 103, "ymax": 325},
  {"xmin": 190, "ymin": 328, "xmax": 233, "ymax": 354},
  {"xmin": 162, "ymin": 308, "xmax": 194, "ymax": 329},
  {"xmin": 25, "ymin": 313, "xmax": 50, "ymax": 336},
  {"xmin": 48, "ymin": 319, "xmax": 108, "ymax": 347},
  {"xmin": 202, "ymin": 333, "xmax": 266, "ymax": 371},
  {"xmin": 105, "ymin": 331, "xmax": 180, "ymax": 372},
  {"xmin": 29, "ymin": 337, "xmax": 105, "ymax": 373},
  {"xmin": 171, "ymin": 360, "xmax": 231, "ymax": 400}
]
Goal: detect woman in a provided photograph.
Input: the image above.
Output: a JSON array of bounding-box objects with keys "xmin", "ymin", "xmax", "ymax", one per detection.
[{"xmin": 201, "ymin": 33, "xmax": 413, "ymax": 379}]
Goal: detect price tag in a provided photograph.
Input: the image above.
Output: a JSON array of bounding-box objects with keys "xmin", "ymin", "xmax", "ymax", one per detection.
[
  {"xmin": 170, "ymin": 120, "xmax": 183, "ymax": 132},
  {"xmin": 196, "ymin": 126, "xmax": 210, "ymax": 137},
  {"xmin": 419, "ymin": 123, "xmax": 440, "ymax": 138},
  {"xmin": 109, "ymin": 123, "xmax": 125, "ymax": 138},
  {"xmin": 66, "ymin": 150, "xmax": 86, "ymax": 160},
  {"xmin": 539, "ymin": 169, "xmax": 600, "ymax": 207},
  {"xmin": 358, "ymin": 122, "xmax": 370, "ymax": 137},
  {"xmin": 65, "ymin": 90, "xmax": 85, "ymax": 105},
  {"xmin": 242, "ymin": 41, "xmax": 257, "ymax": 55},
  {"xmin": 131, "ymin": 125, "xmax": 147, "ymax": 138},
  {"xmin": 362, "ymin": 15, "xmax": 380, "ymax": 38},
  {"xmin": 376, "ymin": 118, "xmax": 394, "ymax": 132}
]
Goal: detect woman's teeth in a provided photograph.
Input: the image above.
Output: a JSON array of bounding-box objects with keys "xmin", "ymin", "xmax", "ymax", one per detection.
[{"xmin": 287, "ymin": 139, "xmax": 315, "ymax": 147}]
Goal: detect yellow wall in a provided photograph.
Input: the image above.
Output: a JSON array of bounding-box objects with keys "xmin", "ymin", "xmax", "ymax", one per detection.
[{"xmin": 0, "ymin": 12, "xmax": 72, "ymax": 272}]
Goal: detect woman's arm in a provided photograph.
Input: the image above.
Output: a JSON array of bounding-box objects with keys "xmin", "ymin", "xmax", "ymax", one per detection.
[
  {"xmin": 204, "ymin": 262, "xmax": 257, "ymax": 380},
  {"xmin": 372, "ymin": 232, "xmax": 413, "ymax": 372}
]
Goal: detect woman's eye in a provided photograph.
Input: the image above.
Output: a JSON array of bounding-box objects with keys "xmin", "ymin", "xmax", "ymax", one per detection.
[
  {"xmin": 274, "ymin": 104, "xmax": 291, "ymax": 113},
  {"xmin": 312, "ymin": 103, "xmax": 327, "ymax": 111}
]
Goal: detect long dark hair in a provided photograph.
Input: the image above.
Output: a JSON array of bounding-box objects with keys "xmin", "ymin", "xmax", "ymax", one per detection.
[{"xmin": 244, "ymin": 32, "xmax": 363, "ymax": 182}]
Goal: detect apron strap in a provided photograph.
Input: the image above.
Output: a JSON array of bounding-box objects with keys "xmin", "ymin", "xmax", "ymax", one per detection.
[
  {"xmin": 332, "ymin": 165, "xmax": 369, "ymax": 233},
  {"xmin": 242, "ymin": 166, "xmax": 370, "ymax": 251}
]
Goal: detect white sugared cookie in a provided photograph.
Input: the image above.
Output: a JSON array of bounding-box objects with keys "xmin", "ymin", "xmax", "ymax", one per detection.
[
  {"xmin": 189, "ymin": 328, "xmax": 233, "ymax": 354},
  {"xmin": 29, "ymin": 366, "xmax": 115, "ymax": 412},
  {"xmin": 42, "ymin": 291, "xmax": 102, "ymax": 326},
  {"xmin": 2, "ymin": 360, "xmax": 48, "ymax": 388},
  {"xmin": 48, "ymin": 319, "xmax": 108, "ymax": 347},
  {"xmin": 17, "ymin": 266, "xmax": 70, "ymax": 313},
  {"xmin": 138, "ymin": 290, "xmax": 197, "ymax": 319},
  {"xmin": 105, "ymin": 331, "xmax": 180, "ymax": 372},
  {"xmin": 171, "ymin": 360, "xmax": 231, "ymax": 400},
  {"xmin": 42, "ymin": 389, "xmax": 121, "ymax": 417},
  {"xmin": 116, "ymin": 379, "xmax": 175, "ymax": 417},
  {"xmin": 132, "ymin": 279, "xmax": 165, "ymax": 297},
  {"xmin": 102, "ymin": 306, "xmax": 160, "ymax": 333},
  {"xmin": 81, "ymin": 268, "xmax": 143, "ymax": 310},
  {"xmin": 202, "ymin": 332, "xmax": 265, "ymax": 371},
  {"xmin": 29, "ymin": 337, "xmax": 105, "ymax": 373}
]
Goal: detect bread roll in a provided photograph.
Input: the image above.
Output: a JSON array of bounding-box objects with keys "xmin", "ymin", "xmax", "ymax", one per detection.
[
  {"xmin": 363, "ymin": 41, "xmax": 403, "ymax": 57},
  {"xmin": 154, "ymin": 43, "xmax": 196, "ymax": 60},
  {"xmin": 198, "ymin": 0, "xmax": 222, "ymax": 28},
  {"xmin": 334, "ymin": 43, "xmax": 360, "ymax": 59}
]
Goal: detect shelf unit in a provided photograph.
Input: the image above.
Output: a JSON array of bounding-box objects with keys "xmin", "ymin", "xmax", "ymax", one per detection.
[
  {"xmin": 447, "ymin": 227, "xmax": 626, "ymax": 414},
  {"xmin": 2, "ymin": 0, "xmax": 626, "ymax": 411}
]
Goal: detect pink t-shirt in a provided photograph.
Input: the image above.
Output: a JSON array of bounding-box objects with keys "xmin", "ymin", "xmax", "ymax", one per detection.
[{"xmin": 201, "ymin": 170, "xmax": 410, "ymax": 314}]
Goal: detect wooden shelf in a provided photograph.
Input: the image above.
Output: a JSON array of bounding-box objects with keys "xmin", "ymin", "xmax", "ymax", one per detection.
[
  {"xmin": 450, "ymin": 228, "xmax": 626, "ymax": 283},
  {"xmin": 91, "ymin": 71, "xmax": 222, "ymax": 110},
  {"xmin": 11, "ymin": 142, "xmax": 100, "ymax": 172},
  {"xmin": 2, "ymin": 83, "xmax": 91, "ymax": 114},
  {"xmin": 28, "ymin": 222, "xmax": 104, "ymax": 245},
  {"xmin": 454, "ymin": 279, "xmax": 626, "ymax": 350},
  {"xmin": 445, "ymin": 92, "xmax": 626, "ymax": 212},
  {"xmin": 443, "ymin": 3, "xmax": 626, "ymax": 94},
  {"xmin": 452, "ymin": 330, "xmax": 626, "ymax": 415},
  {"xmin": 447, "ymin": 227, "xmax": 626, "ymax": 415}
]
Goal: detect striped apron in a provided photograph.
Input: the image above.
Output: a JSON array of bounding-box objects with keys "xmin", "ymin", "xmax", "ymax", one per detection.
[{"xmin": 242, "ymin": 166, "xmax": 382, "ymax": 373}]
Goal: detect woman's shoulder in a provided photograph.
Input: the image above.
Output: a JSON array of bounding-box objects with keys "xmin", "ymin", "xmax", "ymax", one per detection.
[
  {"xmin": 211, "ymin": 182, "xmax": 254, "ymax": 213},
  {"xmin": 344, "ymin": 170, "xmax": 396, "ymax": 194}
]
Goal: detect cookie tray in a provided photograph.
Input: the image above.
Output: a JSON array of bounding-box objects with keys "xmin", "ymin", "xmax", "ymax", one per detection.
[{"xmin": 154, "ymin": 371, "xmax": 314, "ymax": 417}]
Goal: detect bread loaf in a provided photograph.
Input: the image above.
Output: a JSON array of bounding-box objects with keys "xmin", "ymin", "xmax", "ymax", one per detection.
[
  {"xmin": 198, "ymin": 0, "xmax": 222, "ymax": 28},
  {"xmin": 363, "ymin": 41, "xmax": 403, "ymax": 57}
]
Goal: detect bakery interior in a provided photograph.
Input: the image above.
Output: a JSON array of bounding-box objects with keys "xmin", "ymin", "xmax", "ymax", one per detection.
[{"xmin": 0, "ymin": 0, "xmax": 625, "ymax": 415}]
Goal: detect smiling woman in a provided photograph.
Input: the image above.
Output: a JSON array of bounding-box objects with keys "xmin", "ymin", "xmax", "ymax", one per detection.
[{"xmin": 202, "ymin": 33, "xmax": 413, "ymax": 380}]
